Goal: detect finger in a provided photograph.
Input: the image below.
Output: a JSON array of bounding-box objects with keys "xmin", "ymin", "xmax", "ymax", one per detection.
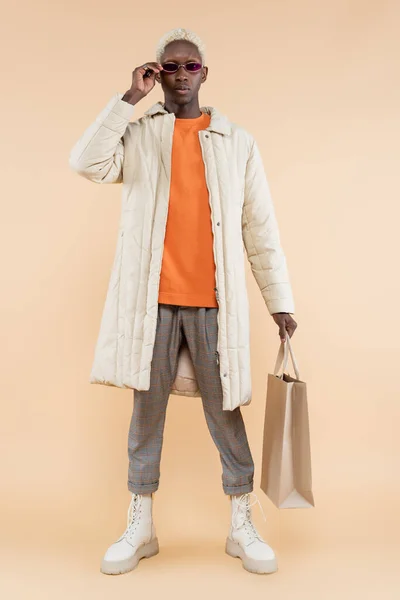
[
  {"xmin": 138, "ymin": 67, "xmax": 159, "ymax": 75},
  {"xmin": 139, "ymin": 62, "xmax": 163, "ymax": 72}
]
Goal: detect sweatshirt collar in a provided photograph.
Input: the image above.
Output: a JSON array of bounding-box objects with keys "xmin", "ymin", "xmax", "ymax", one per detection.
[{"xmin": 144, "ymin": 101, "xmax": 232, "ymax": 135}]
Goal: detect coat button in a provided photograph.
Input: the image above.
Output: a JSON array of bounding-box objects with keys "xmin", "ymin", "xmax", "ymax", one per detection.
[
  {"xmin": 223, "ymin": 373, "xmax": 227, "ymax": 377},
  {"xmin": 205, "ymin": 134, "xmax": 209, "ymax": 138},
  {"xmin": 217, "ymin": 222, "xmax": 220, "ymax": 226}
]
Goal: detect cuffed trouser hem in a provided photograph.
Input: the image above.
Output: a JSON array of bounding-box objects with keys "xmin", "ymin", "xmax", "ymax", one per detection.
[
  {"xmin": 223, "ymin": 481, "xmax": 254, "ymax": 495},
  {"xmin": 128, "ymin": 481, "xmax": 159, "ymax": 494}
]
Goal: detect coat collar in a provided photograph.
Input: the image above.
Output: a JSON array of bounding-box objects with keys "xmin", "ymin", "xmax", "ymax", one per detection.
[{"xmin": 144, "ymin": 101, "xmax": 232, "ymax": 135}]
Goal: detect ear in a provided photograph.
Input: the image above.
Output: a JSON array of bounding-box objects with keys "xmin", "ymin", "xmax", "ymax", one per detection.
[
  {"xmin": 201, "ymin": 66, "xmax": 208, "ymax": 83},
  {"xmin": 155, "ymin": 73, "xmax": 161, "ymax": 84}
]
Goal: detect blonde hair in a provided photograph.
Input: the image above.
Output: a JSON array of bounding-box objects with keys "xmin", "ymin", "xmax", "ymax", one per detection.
[{"xmin": 155, "ymin": 28, "xmax": 206, "ymax": 64}]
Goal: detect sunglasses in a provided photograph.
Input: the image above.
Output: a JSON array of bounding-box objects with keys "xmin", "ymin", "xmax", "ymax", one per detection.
[{"xmin": 161, "ymin": 61, "xmax": 202, "ymax": 74}]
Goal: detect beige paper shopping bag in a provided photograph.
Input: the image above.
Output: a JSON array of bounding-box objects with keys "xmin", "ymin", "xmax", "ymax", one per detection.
[{"xmin": 260, "ymin": 333, "xmax": 315, "ymax": 508}]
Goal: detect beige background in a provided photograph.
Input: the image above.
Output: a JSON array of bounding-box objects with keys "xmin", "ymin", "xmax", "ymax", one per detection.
[{"xmin": 1, "ymin": 0, "xmax": 399, "ymax": 597}]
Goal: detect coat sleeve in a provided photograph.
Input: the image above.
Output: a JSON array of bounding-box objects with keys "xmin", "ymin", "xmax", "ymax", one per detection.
[
  {"xmin": 68, "ymin": 92, "xmax": 136, "ymax": 184},
  {"xmin": 241, "ymin": 137, "xmax": 295, "ymax": 315}
]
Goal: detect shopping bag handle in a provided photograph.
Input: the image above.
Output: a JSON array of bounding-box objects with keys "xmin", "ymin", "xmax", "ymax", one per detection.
[{"xmin": 273, "ymin": 332, "xmax": 300, "ymax": 380}]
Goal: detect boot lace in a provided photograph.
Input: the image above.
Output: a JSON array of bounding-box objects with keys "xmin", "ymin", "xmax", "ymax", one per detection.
[
  {"xmin": 232, "ymin": 492, "xmax": 267, "ymax": 543},
  {"xmin": 122, "ymin": 493, "xmax": 143, "ymax": 539}
]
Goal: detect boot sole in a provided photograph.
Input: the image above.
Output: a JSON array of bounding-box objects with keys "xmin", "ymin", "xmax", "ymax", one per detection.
[
  {"xmin": 100, "ymin": 537, "xmax": 159, "ymax": 575},
  {"xmin": 225, "ymin": 537, "xmax": 278, "ymax": 574}
]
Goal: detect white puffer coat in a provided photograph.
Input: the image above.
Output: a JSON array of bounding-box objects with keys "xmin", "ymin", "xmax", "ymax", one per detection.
[{"xmin": 69, "ymin": 92, "xmax": 295, "ymax": 410}]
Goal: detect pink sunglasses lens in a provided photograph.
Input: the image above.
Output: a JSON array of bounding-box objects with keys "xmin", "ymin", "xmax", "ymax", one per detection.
[
  {"xmin": 186, "ymin": 62, "xmax": 202, "ymax": 71},
  {"xmin": 162, "ymin": 63, "xmax": 178, "ymax": 72}
]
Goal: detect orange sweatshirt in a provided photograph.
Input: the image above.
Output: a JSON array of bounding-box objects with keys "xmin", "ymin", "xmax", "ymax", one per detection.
[{"xmin": 158, "ymin": 112, "xmax": 218, "ymax": 308}]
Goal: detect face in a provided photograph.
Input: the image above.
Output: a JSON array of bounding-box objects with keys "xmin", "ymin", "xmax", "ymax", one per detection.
[{"xmin": 155, "ymin": 40, "xmax": 208, "ymax": 106}]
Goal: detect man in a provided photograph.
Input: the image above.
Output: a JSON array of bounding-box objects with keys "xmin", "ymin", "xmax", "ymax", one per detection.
[{"xmin": 69, "ymin": 27, "xmax": 297, "ymax": 576}]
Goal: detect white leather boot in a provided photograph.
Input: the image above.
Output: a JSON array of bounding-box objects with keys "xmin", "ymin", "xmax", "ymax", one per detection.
[
  {"xmin": 225, "ymin": 492, "xmax": 278, "ymax": 574},
  {"xmin": 100, "ymin": 492, "xmax": 159, "ymax": 575}
]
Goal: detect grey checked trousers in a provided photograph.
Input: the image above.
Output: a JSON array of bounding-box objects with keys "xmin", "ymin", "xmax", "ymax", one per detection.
[{"xmin": 127, "ymin": 303, "xmax": 254, "ymax": 495}]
